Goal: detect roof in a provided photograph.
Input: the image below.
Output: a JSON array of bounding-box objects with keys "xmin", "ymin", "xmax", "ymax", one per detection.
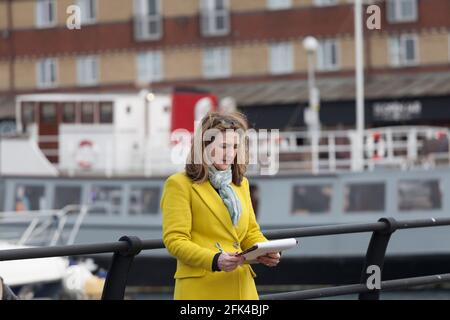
[{"xmin": 201, "ymin": 71, "xmax": 450, "ymax": 106}]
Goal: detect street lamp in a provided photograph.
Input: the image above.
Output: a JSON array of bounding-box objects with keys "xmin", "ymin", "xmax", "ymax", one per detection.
[
  {"xmin": 302, "ymin": 36, "xmax": 320, "ymax": 174},
  {"xmin": 302, "ymin": 36, "xmax": 320, "ymax": 134}
]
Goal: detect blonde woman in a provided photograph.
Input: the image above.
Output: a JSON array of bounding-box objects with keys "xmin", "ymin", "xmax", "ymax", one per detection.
[{"xmin": 160, "ymin": 111, "xmax": 280, "ymax": 300}]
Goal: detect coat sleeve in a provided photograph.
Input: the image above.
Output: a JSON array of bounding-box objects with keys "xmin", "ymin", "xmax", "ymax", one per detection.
[
  {"xmin": 161, "ymin": 175, "xmax": 217, "ymax": 271},
  {"xmin": 240, "ymin": 177, "xmax": 268, "ymax": 251}
]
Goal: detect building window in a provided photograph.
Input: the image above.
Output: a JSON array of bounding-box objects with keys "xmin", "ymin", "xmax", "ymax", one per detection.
[
  {"xmin": 203, "ymin": 47, "xmax": 230, "ymax": 78},
  {"xmin": 200, "ymin": 0, "xmax": 230, "ymax": 37},
  {"xmin": 134, "ymin": 0, "xmax": 162, "ymax": 41},
  {"xmin": 317, "ymin": 39, "xmax": 340, "ymax": 71},
  {"xmin": 389, "ymin": 34, "xmax": 418, "ymax": 67},
  {"xmin": 267, "ymin": 0, "xmax": 291, "ymax": 10},
  {"xmin": 77, "ymin": 0, "xmax": 97, "ymax": 25},
  {"xmin": 37, "ymin": 58, "xmax": 58, "ymax": 88},
  {"xmin": 269, "ymin": 42, "xmax": 294, "ymax": 74},
  {"xmin": 99, "ymin": 102, "xmax": 113, "ymax": 123},
  {"xmin": 314, "ymin": 0, "xmax": 338, "ymax": 6},
  {"xmin": 77, "ymin": 56, "xmax": 99, "ymax": 86},
  {"xmin": 291, "ymin": 184, "xmax": 332, "ymax": 215},
  {"xmin": 137, "ymin": 51, "xmax": 163, "ymax": 83},
  {"xmin": 36, "ymin": 0, "xmax": 57, "ymax": 28},
  {"xmin": 387, "ymin": 0, "xmax": 418, "ymax": 23}
]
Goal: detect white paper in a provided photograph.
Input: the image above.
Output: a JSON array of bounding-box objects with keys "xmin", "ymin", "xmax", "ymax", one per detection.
[{"xmin": 242, "ymin": 238, "xmax": 298, "ymax": 261}]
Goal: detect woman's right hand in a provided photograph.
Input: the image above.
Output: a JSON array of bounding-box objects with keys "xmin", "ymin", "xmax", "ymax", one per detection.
[{"xmin": 218, "ymin": 252, "xmax": 245, "ymax": 272}]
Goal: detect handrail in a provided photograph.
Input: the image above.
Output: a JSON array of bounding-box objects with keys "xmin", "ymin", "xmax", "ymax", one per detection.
[{"xmin": 1, "ymin": 217, "xmax": 450, "ymax": 300}]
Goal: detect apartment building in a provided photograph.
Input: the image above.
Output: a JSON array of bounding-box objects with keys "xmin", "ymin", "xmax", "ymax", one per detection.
[{"xmin": 0, "ymin": 0, "xmax": 450, "ymax": 131}]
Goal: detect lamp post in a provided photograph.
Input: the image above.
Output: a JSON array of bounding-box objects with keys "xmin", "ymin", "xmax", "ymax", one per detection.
[{"xmin": 303, "ymin": 36, "xmax": 320, "ymax": 174}]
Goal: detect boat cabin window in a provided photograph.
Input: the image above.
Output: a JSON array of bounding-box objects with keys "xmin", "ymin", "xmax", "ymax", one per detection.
[
  {"xmin": 21, "ymin": 102, "xmax": 36, "ymax": 132},
  {"xmin": 40, "ymin": 103, "xmax": 57, "ymax": 123},
  {"xmin": 99, "ymin": 102, "xmax": 113, "ymax": 123},
  {"xmin": 88, "ymin": 185, "xmax": 122, "ymax": 215},
  {"xmin": 344, "ymin": 183, "xmax": 385, "ymax": 213},
  {"xmin": 398, "ymin": 179, "xmax": 442, "ymax": 211},
  {"xmin": 249, "ymin": 184, "xmax": 260, "ymax": 220},
  {"xmin": 54, "ymin": 186, "xmax": 82, "ymax": 209},
  {"xmin": 0, "ymin": 180, "xmax": 5, "ymax": 211},
  {"xmin": 14, "ymin": 184, "xmax": 46, "ymax": 211},
  {"xmin": 129, "ymin": 187, "xmax": 160, "ymax": 215},
  {"xmin": 81, "ymin": 102, "xmax": 95, "ymax": 123},
  {"xmin": 62, "ymin": 103, "xmax": 76, "ymax": 123},
  {"xmin": 291, "ymin": 184, "xmax": 332, "ymax": 214}
]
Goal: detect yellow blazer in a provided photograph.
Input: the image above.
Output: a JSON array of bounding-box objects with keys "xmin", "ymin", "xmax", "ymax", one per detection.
[{"xmin": 160, "ymin": 172, "xmax": 267, "ymax": 300}]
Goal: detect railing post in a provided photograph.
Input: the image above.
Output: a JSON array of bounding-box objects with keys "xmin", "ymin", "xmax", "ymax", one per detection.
[
  {"xmin": 359, "ymin": 217, "xmax": 398, "ymax": 300},
  {"xmin": 101, "ymin": 236, "xmax": 142, "ymax": 300}
]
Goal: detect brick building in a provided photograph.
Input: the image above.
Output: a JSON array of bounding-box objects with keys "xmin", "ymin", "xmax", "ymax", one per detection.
[{"xmin": 0, "ymin": 0, "xmax": 450, "ymax": 132}]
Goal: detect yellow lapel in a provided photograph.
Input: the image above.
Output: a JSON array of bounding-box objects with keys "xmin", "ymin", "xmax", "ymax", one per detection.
[{"xmin": 192, "ymin": 181, "xmax": 239, "ymax": 241}]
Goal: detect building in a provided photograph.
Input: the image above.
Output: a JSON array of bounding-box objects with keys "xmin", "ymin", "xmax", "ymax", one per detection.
[{"xmin": 0, "ymin": 0, "xmax": 450, "ymax": 133}]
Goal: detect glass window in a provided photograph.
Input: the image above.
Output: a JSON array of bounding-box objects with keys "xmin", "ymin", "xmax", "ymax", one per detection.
[
  {"xmin": 317, "ymin": 39, "xmax": 340, "ymax": 71},
  {"xmin": 77, "ymin": 56, "xmax": 99, "ymax": 86},
  {"xmin": 37, "ymin": 58, "xmax": 58, "ymax": 88},
  {"xmin": 137, "ymin": 51, "xmax": 163, "ymax": 83},
  {"xmin": 344, "ymin": 183, "xmax": 385, "ymax": 213},
  {"xmin": 134, "ymin": 0, "xmax": 162, "ymax": 41},
  {"xmin": 81, "ymin": 102, "xmax": 95, "ymax": 123},
  {"xmin": 77, "ymin": 0, "xmax": 97, "ymax": 25},
  {"xmin": 291, "ymin": 184, "xmax": 332, "ymax": 214},
  {"xmin": 62, "ymin": 103, "xmax": 76, "ymax": 123},
  {"xmin": 0, "ymin": 180, "xmax": 5, "ymax": 211},
  {"xmin": 389, "ymin": 34, "xmax": 417, "ymax": 67},
  {"xmin": 267, "ymin": 0, "xmax": 291, "ymax": 10},
  {"xmin": 14, "ymin": 185, "xmax": 46, "ymax": 211},
  {"xmin": 54, "ymin": 186, "xmax": 82, "ymax": 209},
  {"xmin": 201, "ymin": 0, "xmax": 230, "ymax": 36},
  {"xmin": 269, "ymin": 42, "xmax": 294, "ymax": 75},
  {"xmin": 203, "ymin": 47, "xmax": 230, "ymax": 79},
  {"xmin": 40, "ymin": 103, "xmax": 57, "ymax": 123},
  {"xmin": 387, "ymin": 0, "xmax": 417, "ymax": 23},
  {"xmin": 398, "ymin": 180, "xmax": 442, "ymax": 211},
  {"xmin": 22, "ymin": 102, "xmax": 36, "ymax": 129},
  {"xmin": 129, "ymin": 187, "xmax": 161, "ymax": 215},
  {"xmin": 88, "ymin": 186, "xmax": 122, "ymax": 215},
  {"xmin": 99, "ymin": 102, "xmax": 113, "ymax": 123},
  {"xmin": 36, "ymin": 0, "xmax": 56, "ymax": 28}
]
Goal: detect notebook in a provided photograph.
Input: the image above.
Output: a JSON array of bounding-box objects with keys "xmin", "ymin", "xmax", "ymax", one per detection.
[{"xmin": 236, "ymin": 238, "xmax": 299, "ymax": 261}]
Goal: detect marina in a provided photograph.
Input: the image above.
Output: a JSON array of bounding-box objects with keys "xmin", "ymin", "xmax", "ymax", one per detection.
[{"xmin": 1, "ymin": 0, "xmax": 450, "ymax": 301}]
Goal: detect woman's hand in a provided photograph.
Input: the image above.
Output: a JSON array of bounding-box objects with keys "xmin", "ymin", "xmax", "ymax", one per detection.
[
  {"xmin": 257, "ymin": 252, "xmax": 280, "ymax": 267},
  {"xmin": 218, "ymin": 252, "xmax": 245, "ymax": 272}
]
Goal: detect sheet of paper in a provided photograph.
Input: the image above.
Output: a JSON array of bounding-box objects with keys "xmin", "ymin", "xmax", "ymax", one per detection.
[{"xmin": 241, "ymin": 238, "xmax": 298, "ymax": 261}]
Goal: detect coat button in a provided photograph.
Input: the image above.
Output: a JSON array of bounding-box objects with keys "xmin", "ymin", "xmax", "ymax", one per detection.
[{"xmin": 233, "ymin": 242, "xmax": 239, "ymax": 249}]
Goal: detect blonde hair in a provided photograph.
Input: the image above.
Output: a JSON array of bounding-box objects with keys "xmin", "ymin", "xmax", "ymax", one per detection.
[{"xmin": 185, "ymin": 111, "xmax": 249, "ymax": 185}]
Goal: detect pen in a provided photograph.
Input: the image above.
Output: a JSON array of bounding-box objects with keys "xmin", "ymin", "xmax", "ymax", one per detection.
[{"xmin": 215, "ymin": 242, "xmax": 224, "ymax": 253}]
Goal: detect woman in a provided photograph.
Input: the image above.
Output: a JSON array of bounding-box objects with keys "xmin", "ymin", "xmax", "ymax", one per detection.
[{"xmin": 160, "ymin": 111, "xmax": 280, "ymax": 300}]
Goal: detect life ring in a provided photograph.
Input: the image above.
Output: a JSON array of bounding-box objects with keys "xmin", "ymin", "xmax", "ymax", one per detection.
[{"xmin": 75, "ymin": 140, "xmax": 97, "ymax": 169}]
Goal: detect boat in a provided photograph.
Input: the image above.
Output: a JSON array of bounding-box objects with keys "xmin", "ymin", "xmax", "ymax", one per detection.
[{"xmin": 1, "ymin": 89, "xmax": 450, "ymax": 287}]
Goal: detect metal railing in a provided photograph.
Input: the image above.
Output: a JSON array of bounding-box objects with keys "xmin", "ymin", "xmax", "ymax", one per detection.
[{"xmin": 1, "ymin": 217, "xmax": 450, "ymax": 300}]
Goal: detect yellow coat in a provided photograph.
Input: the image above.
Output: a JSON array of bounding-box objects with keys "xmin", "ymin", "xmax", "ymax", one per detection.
[{"xmin": 160, "ymin": 172, "xmax": 267, "ymax": 300}]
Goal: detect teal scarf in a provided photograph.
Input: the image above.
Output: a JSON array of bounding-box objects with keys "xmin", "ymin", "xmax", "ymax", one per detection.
[{"xmin": 208, "ymin": 165, "xmax": 242, "ymax": 226}]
